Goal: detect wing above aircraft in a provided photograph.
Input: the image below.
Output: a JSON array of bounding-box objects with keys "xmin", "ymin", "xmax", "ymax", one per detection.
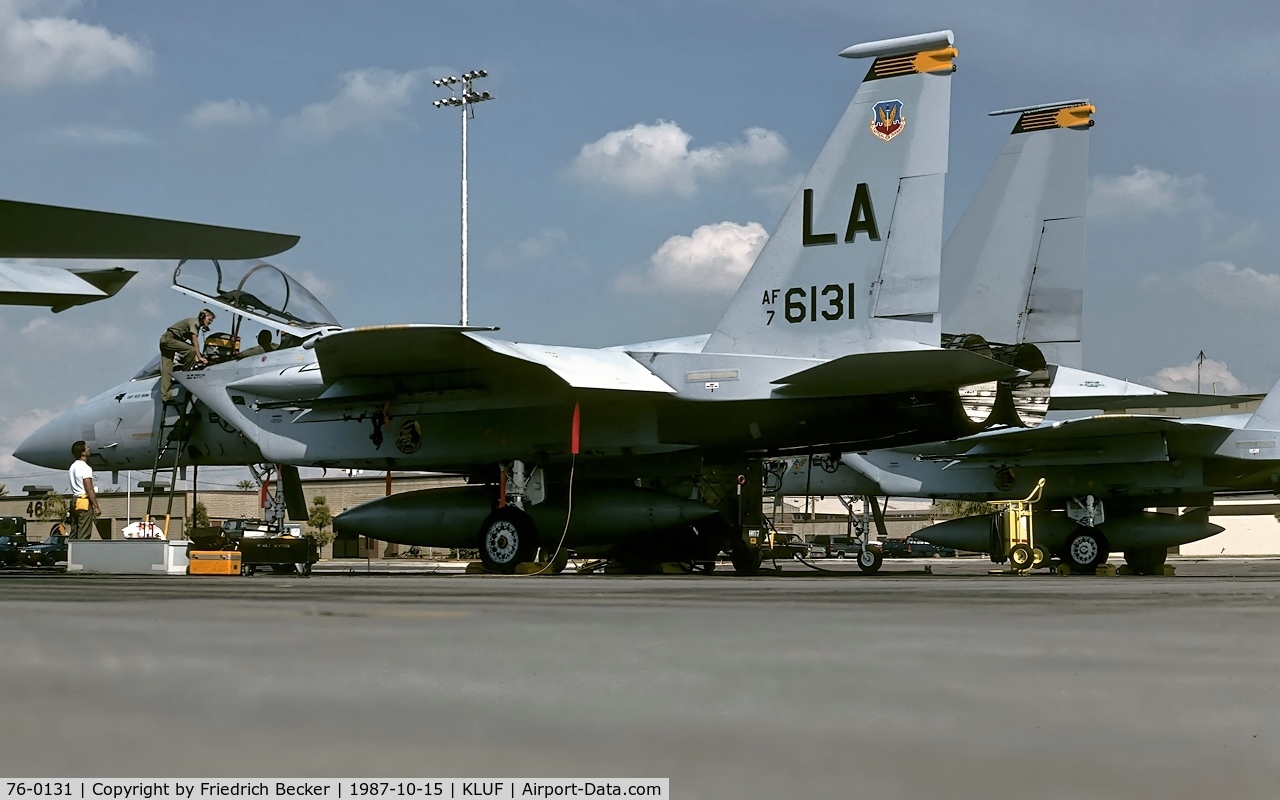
[{"xmin": 0, "ymin": 198, "xmax": 298, "ymax": 259}]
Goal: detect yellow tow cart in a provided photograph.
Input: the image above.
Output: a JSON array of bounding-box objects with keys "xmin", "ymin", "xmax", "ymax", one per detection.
[{"xmin": 989, "ymin": 478, "xmax": 1046, "ymax": 573}]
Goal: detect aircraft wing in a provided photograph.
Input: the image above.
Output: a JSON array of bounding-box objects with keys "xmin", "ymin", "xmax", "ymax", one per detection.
[
  {"xmin": 0, "ymin": 263, "xmax": 136, "ymax": 311},
  {"xmin": 312, "ymin": 325, "xmax": 677, "ymax": 393},
  {"xmin": 0, "ymin": 198, "xmax": 297, "ymax": 259},
  {"xmin": 771, "ymin": 347, "xmax": 1019, "ymax": 397},
  {"xmin": 906, "ymin": 414, "xmax": 1220, "ymax": 459},
  {"xmin": 1051, "ymin": 391, "xmax": 1264, "ymax": 411}
]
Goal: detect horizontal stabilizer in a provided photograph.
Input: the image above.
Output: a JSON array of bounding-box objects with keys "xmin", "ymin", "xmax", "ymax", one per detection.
[
  {"xmin": 0, "ymin": 262, "xmax": 136, "ymax": 311},
  {"xmin": 907, "ymin": 414, "xmax": 1210, "ymax": 459},
  {"xmin": 0, "ymin": 198, "xmax": 298, "ymax": 259},
  {"xmin": 771, "ymin": 346, "xmax": 1017, "ymax": 397}
]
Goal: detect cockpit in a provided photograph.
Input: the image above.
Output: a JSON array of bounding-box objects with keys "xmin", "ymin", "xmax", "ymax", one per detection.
[{"xmin": 164, "ymin": 259, "xmax": 342, "ymax": 366}]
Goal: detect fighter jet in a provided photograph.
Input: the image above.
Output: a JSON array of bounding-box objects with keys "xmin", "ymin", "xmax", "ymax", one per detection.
[
  {"xmin": 779, "ymin": 100, "xmax": 1258, "ymax": 574},
  {"xmin": 20, "ymin": 31, "xmax": 1052, "ymax": 572},
  {"xmin": 0, "ymin": 198, "xmax": 297, "ymax": 310}
]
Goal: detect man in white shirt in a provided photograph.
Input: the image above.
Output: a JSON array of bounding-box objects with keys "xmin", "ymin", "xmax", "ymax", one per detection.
[{"xmin": 68, "ymin": 440, "xmax": 100, "ymax": 540}]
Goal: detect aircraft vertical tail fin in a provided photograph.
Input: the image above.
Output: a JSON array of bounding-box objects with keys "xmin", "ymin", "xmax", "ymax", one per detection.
[
  {"xmin": 705, "ymin": 31, "xmax": 957, "ymax": 359},
  {"xmin": 941, "ymin": 100, "xmax": 1094, "ymax": 369},
  {"xmin": 1245, "ymin": 375, "xmax": 1280, "ymax": 430}
]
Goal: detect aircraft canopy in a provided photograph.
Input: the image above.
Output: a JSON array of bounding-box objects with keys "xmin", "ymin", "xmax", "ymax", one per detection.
[{"xmin": 172, "ymin": 259, "xmax": 340, "ymax": 336}]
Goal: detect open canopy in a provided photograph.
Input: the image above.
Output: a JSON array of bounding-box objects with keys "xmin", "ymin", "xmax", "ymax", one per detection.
[{"xmin": 172, "ymin": 259, "xmax": 340, "ymax": 337}]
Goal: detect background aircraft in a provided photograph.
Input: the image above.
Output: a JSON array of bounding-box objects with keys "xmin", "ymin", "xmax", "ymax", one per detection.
[{"xmin": 778, "ymin": 102, "xmax": 1258, "ymax": 574}]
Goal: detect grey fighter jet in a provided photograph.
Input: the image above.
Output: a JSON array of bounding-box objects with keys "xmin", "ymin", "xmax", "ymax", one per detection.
[
  {"xmin": 19, "ymin": 31, "xmax": 1045, "ymax": 572},
  {"xmin": 0, "ymin": 198, "xmax": 297, "ymax": 310},
  {"xmin": 781, "ymin": 99, "xmax": 1253, "ymax": 574}
]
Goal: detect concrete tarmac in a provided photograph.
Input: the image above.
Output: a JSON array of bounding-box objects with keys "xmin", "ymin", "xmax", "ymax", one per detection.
[{"xmin": 2, "ymin": 560, "xmax": 1279, "ymax": 799}]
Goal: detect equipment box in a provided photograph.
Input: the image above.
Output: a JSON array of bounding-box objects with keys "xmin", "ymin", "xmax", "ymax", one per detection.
[
  {"xmin": 240, "ymin": 537, "xmax": 319, "ymax": 576},
  {"xmin": 188, "ymin": 550, "xmax": 243, "ymax": 576}
]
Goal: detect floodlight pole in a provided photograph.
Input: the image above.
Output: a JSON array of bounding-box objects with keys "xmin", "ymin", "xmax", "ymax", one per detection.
[
  {"xmin": 433, "ymin": 70, "xmax": 492, "ymax": 327},
  {"xmin": 461, "ymin": 94, "xmax": 469, "ymax": 326}
]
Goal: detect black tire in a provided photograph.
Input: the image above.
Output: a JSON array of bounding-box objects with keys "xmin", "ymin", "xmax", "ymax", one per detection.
[
  {"xmin": 1124, "ymin": 547, "xmax": 1167, "ymax": 576},
  {"xmin": 1063, "ymin": 528, "xmax": 1109, "ymax": 572},
  {"xmin": 857, "ymin": 547, "xmax": 883, "ymax": 574},
  {"xmin": 478, "ymin": 507, "xmax": 538, "ymax": 574},
  {"xmin": 835, "ymin": 552, "xmax": 845, "ymax": 559},
  {"xmin": 730, "ymin": 540, "xmax": 763, "ymax": 576},
  {"xmin": 1008, "ymin": 543, "xmax": 1034, "ymax": 569}
]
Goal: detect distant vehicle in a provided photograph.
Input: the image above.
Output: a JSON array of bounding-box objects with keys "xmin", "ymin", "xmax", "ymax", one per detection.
[
  {"xmin": 222, "ymin": 518, "xmax": 273, "ymax": 539},
  {"xmin": 805, "ymin": 542, "xmax": 829, "ymax": 559},
  {"xmin": 21, "ymin": 534, "xmax": 68, "ymax": 567},
  {"xmin": 882, "ymin": 537, "xmax": 956, "ymax": 558},
  {"xmin": 763, "ymin": 532, "xmax": 807, "ymax": 561},
  {"xmin": 0, "ymin": 533, "xmax": 30, "ymax": 566},
  {"xmin": 828, "ymin": 536, "xmax": 864, "ymax": 558}
]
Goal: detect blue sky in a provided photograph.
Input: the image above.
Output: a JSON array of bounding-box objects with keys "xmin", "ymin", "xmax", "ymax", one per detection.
[{"xmin": 3, "ymin": 0, "xmax": 1280, "ymax": 484}]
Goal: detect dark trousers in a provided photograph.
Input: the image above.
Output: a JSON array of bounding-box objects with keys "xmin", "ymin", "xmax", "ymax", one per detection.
[
  {"xmin": 159, "ymin": 333, "xmax": 199, "ymax": 401},
  {"xmin": 69, "ymin": 508, "xmax": 97, "ymax": 540}
]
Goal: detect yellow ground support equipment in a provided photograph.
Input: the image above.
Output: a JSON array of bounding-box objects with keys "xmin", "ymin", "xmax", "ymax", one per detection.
[
  {"xmin": 989, "ymin": 478, "xmax": 1046, "ymax": 572},
  {"xmin": 188, "ymin": 550, "xmax": 242, "ymax": 575}
]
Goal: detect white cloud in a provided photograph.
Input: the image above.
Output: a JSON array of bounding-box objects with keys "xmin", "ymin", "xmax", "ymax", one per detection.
[
  {"xmin": 281, "ymin": 67, "xmax": 424, "ymax": 141},
  {"xmin": 1145, "ymin": 357, "xmax": 1247, "ymax": 395},
  {"xmin": 1087, "ymin": 166, "xmax": 1211, "ymax": 222},
  {"xmin": 186, "ymin": 98, "xmax": 269, "ymax": 128},
  {"xmin": 0, "ymin": 0, "xmax": 150, "ymax": 90},
  {"xmin": 515, "ymin": 228, "xmax": 568, "ymax": 260},
  {"xmin": 488, "ymin": 229, "xmax": 572, "ymax": 271},
  {"xmin": 753, "ymin": 173, "xmax": 803, "ymax": 205},
  {"xmin": 1175, "ymin": 260, "xmax": 1280, "ymax": 312},
  {"xmin": 570, "ymin": 121, "xmax": 787, "ymax": 195},
  {"xmin": 57, "ymin": 122, "xmax": 150, "ymax": 146},
  {"xmin": 619, "ymin": 221, "xmax": 768, "ymax": 294}
]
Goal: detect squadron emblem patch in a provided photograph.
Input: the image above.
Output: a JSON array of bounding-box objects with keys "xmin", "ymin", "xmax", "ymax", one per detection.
[
  {"xmin": 395, "ymin": 419, "xmax": 423, "ymax": 454},
  {"xmin": 870, "ymin": 99, "xmax": 905, "ymax": 141}
]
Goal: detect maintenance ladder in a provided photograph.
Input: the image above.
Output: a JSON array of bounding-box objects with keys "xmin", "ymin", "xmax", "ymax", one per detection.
[{"xmin": 143, "ymin": 393, "xmax": 197, "ymax": 538}]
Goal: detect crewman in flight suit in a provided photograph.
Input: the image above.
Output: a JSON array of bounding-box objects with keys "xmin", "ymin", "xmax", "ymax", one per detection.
[
  {"xmin": 235, "ymin": 328, "xmax": 278, "ymax": 360},
  {"xmin": 159, "ymin": 308, "xmax": 215, "ymax": 403}
]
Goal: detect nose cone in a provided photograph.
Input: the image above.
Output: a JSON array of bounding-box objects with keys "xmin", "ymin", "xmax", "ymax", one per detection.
[{"xmin": 13, "ymin": 414, "xmax": 75, "ymax": 469}]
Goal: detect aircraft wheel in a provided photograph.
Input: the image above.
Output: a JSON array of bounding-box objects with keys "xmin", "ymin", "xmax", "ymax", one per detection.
[
  {"xmin": 1124, "ymin": 547, "xmax": 1167, "ymax": 576},
  {"xmin": 1032, "ymin": 545, "xmax": 1051, "ymax": 569},
  {"xmin": 1064, "ymin": 528, "xmax": 1109, "ymax": 572},
  {"xmin": 730, "ymin": 541, "xmax": 763, "ymax": 576},
  {"xmin": 478, "ymin": 508, "xmax": 537, "ymax": 574},
  {"xmin": 857, "ymin": 546, "xmax": 883, "ymax": 574},
  {"xmin": 1008, "ymin": 543, "xmax": 1034, "ymax": 569}
]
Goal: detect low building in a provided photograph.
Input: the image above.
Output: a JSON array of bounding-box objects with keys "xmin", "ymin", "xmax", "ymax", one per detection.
[{"xmin": 0, "ymin": 473, "xmax": 467, "ymax": 559}]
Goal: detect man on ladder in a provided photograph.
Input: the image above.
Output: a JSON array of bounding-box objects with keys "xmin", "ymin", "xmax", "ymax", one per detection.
[{"xmin": 159, "ymin": 308, "xmax": 214, "ymax": 404}]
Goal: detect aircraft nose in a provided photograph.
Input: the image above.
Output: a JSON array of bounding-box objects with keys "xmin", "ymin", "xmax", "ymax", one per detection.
[{"xmin": 13, "ymin": 414, "xmax": 74, "ymax": 469}]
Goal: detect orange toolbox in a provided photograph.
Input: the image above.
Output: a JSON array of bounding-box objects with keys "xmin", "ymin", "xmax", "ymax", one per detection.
[{"xmin": 187, "ymin": 550, "xmax": 243, "ymax": 576}]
